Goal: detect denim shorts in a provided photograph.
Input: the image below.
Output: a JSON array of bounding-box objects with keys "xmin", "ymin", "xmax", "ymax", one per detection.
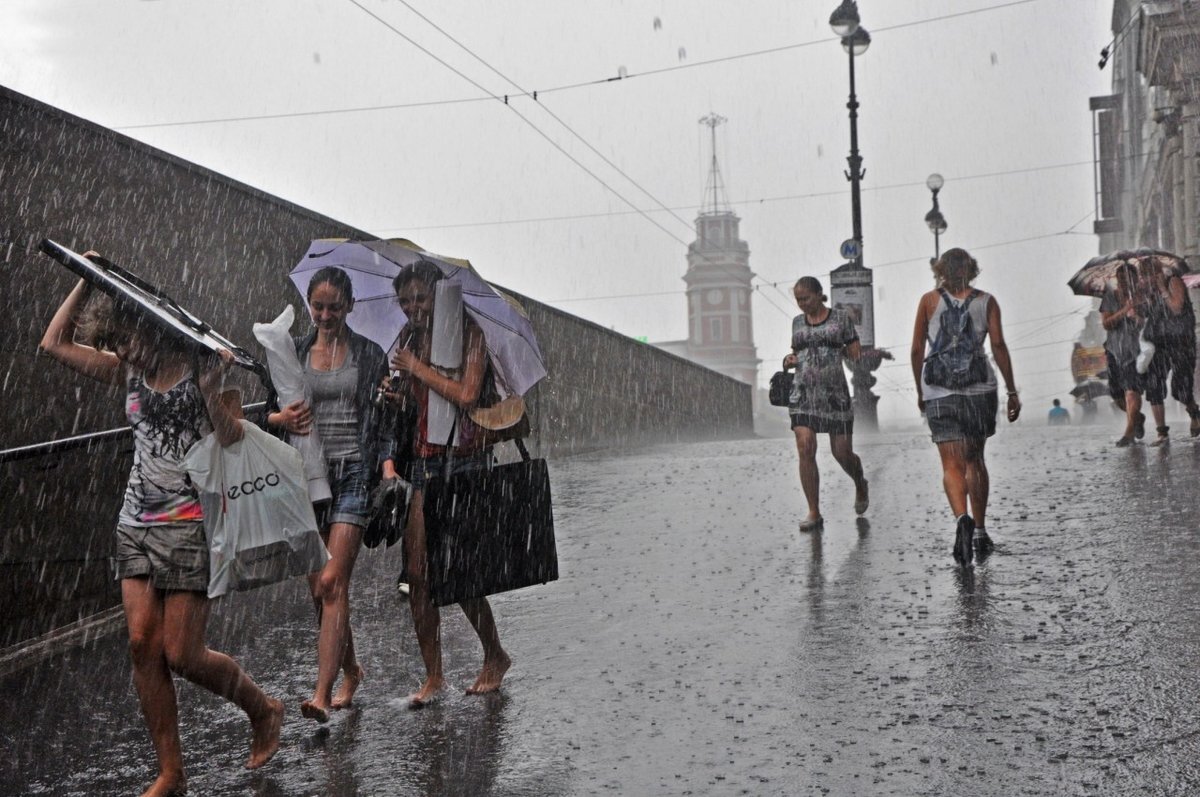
[
  {"xmin": 409, "ymin": 452, "xmax": 491, "ymax": 491},
  {"xmin": 317, "ymin": 458, "xmax": 370, "ymax": 528},
  {"xmin": 925, "ymin": 391, "xmax": 998, "ymax": 443},
  {"xmin": 114, "ymin": 521, "xmax": 210, "ymax": 592}
]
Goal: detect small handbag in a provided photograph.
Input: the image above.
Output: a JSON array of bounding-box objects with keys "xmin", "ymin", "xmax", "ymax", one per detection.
[
  {"xmin": 769, "ymin": 368, "xmax": 794, "ymax": 407},
  {"xmin": 423, "ymin": 437, "xmax": 558, "ymax": 607},
  {"xmin": 363, "ymin": 477, "xmax": 411, "ymax": 549}
]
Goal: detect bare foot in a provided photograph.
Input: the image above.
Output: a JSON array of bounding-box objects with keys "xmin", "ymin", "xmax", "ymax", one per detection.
[
  {"xmin": 141, "ymin": 774, "xmax": 187, "ymax": 797},
  {"xmin": 408, "ymin": 676, "xmax": 446, "ymax": 709},
  {"xmin": 246, "ymin": 698, "xmax": 284, "ymax": 770},
  {"xmin": 299, "ymin": 699, "xmax": 329, "ymax": 724},
  {"xmin": 466, "ymin": 652, "xmax": 512, "ymax": 695},
  {"xmin": 331, "ymin": 664, "xmax": 365, "ymax": 710}
]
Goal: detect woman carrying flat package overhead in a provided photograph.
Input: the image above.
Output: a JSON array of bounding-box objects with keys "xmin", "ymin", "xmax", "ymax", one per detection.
[{"xmin": 39, "ymin": 260, "xmax": 283, "ymax": 797}]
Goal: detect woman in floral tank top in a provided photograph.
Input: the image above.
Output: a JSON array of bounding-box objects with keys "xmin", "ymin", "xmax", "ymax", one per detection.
[{"xmin": 40, "ymin": 266, "xmax": 283, "ymax": 795}]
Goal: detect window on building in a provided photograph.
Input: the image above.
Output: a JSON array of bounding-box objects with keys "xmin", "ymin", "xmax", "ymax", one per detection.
[
  {"xmin": 710, "ymin": 317, "xmax": 722, "ymax": 342},
  {"xmin": 1090, "ymin": 94, "xmax": 1123, "ymax": 234}
]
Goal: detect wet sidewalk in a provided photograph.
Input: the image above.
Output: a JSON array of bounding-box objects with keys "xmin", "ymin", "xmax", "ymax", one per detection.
[{"xmin": 5, "ymin": 422, "xmax": 1200, "ymax": 796}]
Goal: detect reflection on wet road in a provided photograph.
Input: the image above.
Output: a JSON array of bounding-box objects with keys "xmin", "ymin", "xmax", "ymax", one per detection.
[{"xmin": 5, "ymin": 423, "xmax": 1200, "ymax": 795}]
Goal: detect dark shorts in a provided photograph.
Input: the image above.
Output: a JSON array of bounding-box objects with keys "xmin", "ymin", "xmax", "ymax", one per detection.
[
  {"xmin": 409, "ymin": 451, "xmax": 492, "ymax": 491},
  {"xmin": 1105, "ymin": 350, "xmax": 1146, "ymax": 399},
  {"xmin": 1143, "ymin": 336, "xmax": 1197, "ymax": 406},
  {"xmin": 114, "ymin": 521, "xmax": 210, "ymax": 592},
  {"xmin": 790, "ymin": 413, "xmax": 854, "ymax": 436},
  {"xmin": 316, "ymin": 458, "xmax": 369, "ymax": 529},
  {"xmin": 925, "ymin": 391, "xmax": 998, "ymax": 443}
]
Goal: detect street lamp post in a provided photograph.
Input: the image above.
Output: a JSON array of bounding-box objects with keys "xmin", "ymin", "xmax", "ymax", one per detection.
[
  {"xmin": 830, "ymin": 1, "xmax": 870, "ymax": 267},
  {"xmin": 827, "ymin": 1, "xmax": 890, "ymax": 430},
  {"xmin": 925, "ymin": 173, "xmax": 947, "ymax": 262}
]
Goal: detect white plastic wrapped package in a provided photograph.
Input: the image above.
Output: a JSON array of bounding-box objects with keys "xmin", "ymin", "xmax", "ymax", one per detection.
[
  {"xmin": 183, "ymin": 420, "xmax": 330, "ymax": 598},
  {"xmin": 252, "ymin": 305, "xmax": 331, "ymax": 502},
  {"xmin": 427, "ymin": 281, "xmax": 464, "ymax": 446}
]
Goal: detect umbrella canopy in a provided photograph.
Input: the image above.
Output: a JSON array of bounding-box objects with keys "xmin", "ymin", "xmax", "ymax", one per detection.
[
  {"xmin": 289, "ymin": 239, "xmax": 547, "ymax": 397},
  {"xmin": 1069, "ymin": 379, "xmax": 1109, "ymax": 400},
  {"xmin": 1067, "ymin": 248, "xmax": 1190, "ymax": 298}
]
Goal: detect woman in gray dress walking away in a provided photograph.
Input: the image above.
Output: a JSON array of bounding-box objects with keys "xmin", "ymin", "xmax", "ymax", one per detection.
[{"xmin": 783, "ymin": 276, "xmax": 870, "ymax": 532}]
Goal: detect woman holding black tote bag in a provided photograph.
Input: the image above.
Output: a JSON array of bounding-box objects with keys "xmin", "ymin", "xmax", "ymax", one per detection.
[{"xmin": 383, "ymin": 260, "xmax": 510, "ymax": 708}]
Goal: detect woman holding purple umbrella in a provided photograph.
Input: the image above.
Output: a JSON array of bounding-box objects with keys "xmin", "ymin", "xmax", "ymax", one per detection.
[
  {"xmin": 265, "ymin": 265, "xmax": 394, "ymax": 723},
  {"xmin": 384, "ymin": 260, "xmax": 511, "ymax": 707}
]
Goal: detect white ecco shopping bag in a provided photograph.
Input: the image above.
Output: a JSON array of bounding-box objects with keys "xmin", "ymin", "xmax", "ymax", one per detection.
[{"xmin": 184, "ymin": 420, "xmax": 330, "ymax": 598}]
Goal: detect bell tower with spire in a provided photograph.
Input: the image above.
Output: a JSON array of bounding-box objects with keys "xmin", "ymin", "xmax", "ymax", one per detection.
[{"xmin": 682, "ymin": 113, "xmax": 759, "ymax": 387}]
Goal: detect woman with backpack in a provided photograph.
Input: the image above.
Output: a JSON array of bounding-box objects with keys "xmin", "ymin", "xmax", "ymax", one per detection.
[
  {"xmin": 782, "ymin": 276, "xmax": 870, "ymax": 533},
  {"xmin": 910, "ymin": 248, "xmax": 1020, "ymax": 568}
]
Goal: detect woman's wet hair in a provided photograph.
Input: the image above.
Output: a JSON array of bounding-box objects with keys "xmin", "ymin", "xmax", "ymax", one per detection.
[
  {"xmin": 794, "ymin": 276, "xmax": 827, "ymax": 302},
  {"xmin": 392, "ymin": 259, "xmax": 444, "ymax": 295},
  {"xmin": 306, "ymin": 266, "xmax": 354, "ymax": 304},
  {"xmin": 932, "ymin": 248, "xmax": 980, "ymax": 288},
  {"xmin": 77, "ymin": 292, "xmax": 160, "ymax": 352}
]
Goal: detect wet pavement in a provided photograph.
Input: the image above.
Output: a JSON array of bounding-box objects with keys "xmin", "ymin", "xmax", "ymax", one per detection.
[{"xmin": 5, "ymin": 421, "xmax": 1200, "ymax": 796}]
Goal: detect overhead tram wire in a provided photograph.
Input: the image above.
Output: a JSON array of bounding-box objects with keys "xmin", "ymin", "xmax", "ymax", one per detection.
[
  {"xmin": 346, "ymin": 0, "xmax": 793, "ymax": 319},
  {"xmin": 384, "ymin": 158, "xmax": 1099, "ymax": 232},
  {"xmin": 389, "ymin": 0, "xmax": 796, "ymax": 316},
  {"xmin": 341, "ymin": 0, "xmax": 781, "ymax": 313},
  {"xmin": 114, "ymin": 0, "xmax": 1046, "ymax": 131}
]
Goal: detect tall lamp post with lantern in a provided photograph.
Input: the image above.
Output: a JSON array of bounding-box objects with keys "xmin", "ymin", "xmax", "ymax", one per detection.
[
  {"xmin": 827, "ymin": 0, "xmax": 891, "ymax": 430},
  {"xmin": 925, "ymin": 173, "xmax": 948, "ymax": 262}
]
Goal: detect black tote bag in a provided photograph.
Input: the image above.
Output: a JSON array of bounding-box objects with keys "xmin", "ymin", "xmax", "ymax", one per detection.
[{"xmin": 423, "ymin": 441, "xmax": 558, "ymax": 607}]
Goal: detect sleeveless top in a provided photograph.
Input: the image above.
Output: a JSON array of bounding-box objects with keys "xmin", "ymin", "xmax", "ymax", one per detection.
[
  {"xmin": 921, "ymin": 290, "xmax": 997, "ymax": 400},
  {"xmin": 305, "ymin": 347, "xmax": 360, "ymax": 463},
  {"xmin": 119, "ymin": 368, "xmax": 212, "ymax": 526}
]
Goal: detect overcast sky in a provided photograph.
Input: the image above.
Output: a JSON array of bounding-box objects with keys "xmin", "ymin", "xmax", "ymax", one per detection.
[{"xmin": 1, "ymin": 0, "xmax": 1113, "ymax": 421}]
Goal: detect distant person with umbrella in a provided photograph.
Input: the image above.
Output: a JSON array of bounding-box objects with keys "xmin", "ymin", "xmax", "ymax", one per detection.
[
  {"xmin": 1099, "ymin": 262, "xmax": 1150, "ymax": 447},
  {"xmin": 385, "ymin": 260, "xmax": 511, "ymax": 707},
  {"xmin": 1137, "ymin": 260, "xmax": 1200, "ymax": 443},
  {"xmin": 910, "ymin": 248, "xmax": 1020, "ymax": 568},
  {"xmin": 782, "ymin": 276, "xmax": 870, "ymax": 533},
  {"xmin": 265, "ymin": 266, "xmax": 395, "ymax": 723}
]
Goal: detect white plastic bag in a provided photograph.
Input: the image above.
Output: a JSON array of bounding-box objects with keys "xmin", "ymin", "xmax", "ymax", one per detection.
[
  {"xmin": 1136, "ymin": 327, "xmax": 1157, "ymax": 375},
  {"xmin": 253, "ymin": 305, "xmax": 332, "ymax": 502},
  {"xmin": 184, "ymin": 420, "xmax": 329, "ymax": 598}
]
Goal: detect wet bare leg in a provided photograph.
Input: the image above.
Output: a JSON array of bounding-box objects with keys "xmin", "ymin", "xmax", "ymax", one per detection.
[
  {"xmin": 793, "ymin": 426, "xmax": 821, "ymax": 521},
  {"xmin": 461, "ymin": 597, "xmax": 510, "ymax": 694},
  {"xmin": 247, "ymin": 698, "xmax": 285, "ymax": 770},
  {"xmin": 405, "ymin": 491, "xmax": 446, "ymax": 707},
  {"xmin": 141, "ymin": 774, "xmax": 187, "ymax": 797},
  {"xmin": 935, "ymin": 440, "xmax": 970, "ymax": 518},
  {"xmin": 304, "ymin": 523, "xmax": 363, "ymax": 721},
  {"xmin": 122, "ymin": 579, "xmax": 188, "ymax": 797},
  {"xmin": 829, "ymin": 433, "xmax": 867, "ymax": 506},
  {"xmin": 159, "ymin": 591, "xmax": 283, "ymax": 770},
  {"xmin": 963, "ymin": 437, "xmax": 989, "ymax": 528},
  {"xmin": 331, "ymin": 662, "xmax": 365, "ymax": 710}
]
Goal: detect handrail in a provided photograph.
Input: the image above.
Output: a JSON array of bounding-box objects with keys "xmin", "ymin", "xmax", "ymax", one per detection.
[{"xmin": 0, "ymin": 402, "xmax": 267, "ymax": 464}]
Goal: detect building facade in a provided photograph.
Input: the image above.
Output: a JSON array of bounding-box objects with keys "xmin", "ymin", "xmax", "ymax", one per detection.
[{"xmin": 1093, "ymin": 1, "xmax": 1200, "ymax": 257}]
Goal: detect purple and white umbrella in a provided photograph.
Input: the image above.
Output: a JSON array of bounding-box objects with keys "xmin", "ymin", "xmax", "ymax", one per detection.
[{"xmin": 289, "ymin": 238, "xmax": 547, "ymax": 397}]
